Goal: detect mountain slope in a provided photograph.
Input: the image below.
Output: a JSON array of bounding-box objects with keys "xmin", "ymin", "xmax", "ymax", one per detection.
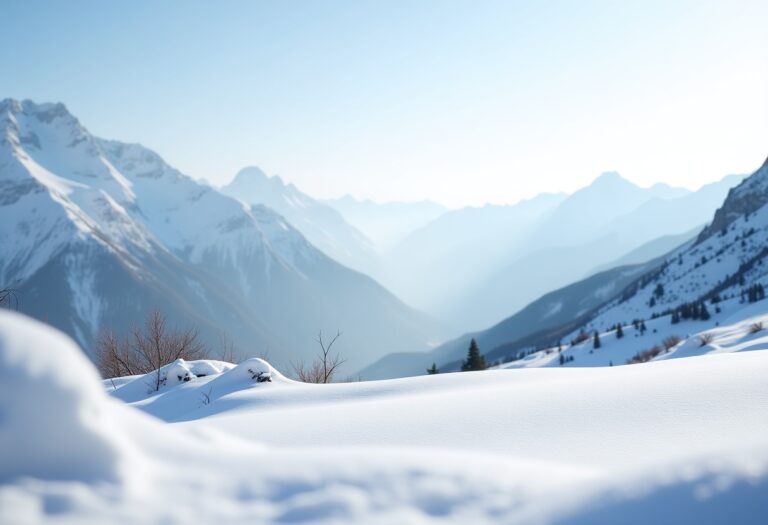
[
  {"xmin": 383, "ymin": 172, "xmax": 739, "ymax": 331},
  {"xmin": 221, "ymin": 167, "xmax": 377, "ymax": 274},
  {"xmin": 0, "ymin": 98, "xmax": 439, "ymax": 374},
  {"xmin": 361, "ymin": 254, "xmax": 669, "ymax": 379},
  {"xmin": 381, "ymin": 192, "xmax": 567, "ymax": 322},
  {"xmin": 323, "ymin": 195, "xmax": 447, "ymax": 250}
]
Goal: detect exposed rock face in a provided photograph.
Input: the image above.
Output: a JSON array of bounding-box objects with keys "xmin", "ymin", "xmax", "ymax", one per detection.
[{"xmin": 697, "ymin": 156, "xmax": 768, "ymax": 243}]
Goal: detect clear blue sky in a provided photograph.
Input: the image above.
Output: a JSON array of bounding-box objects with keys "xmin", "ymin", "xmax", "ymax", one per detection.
[{"xmin": 2, "ymin": 1, "xmax": 766, "ymax": 206}]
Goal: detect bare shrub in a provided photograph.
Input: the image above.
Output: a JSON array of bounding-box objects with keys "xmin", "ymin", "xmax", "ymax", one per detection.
[
  {"xmin": 626, "ymin": 345, "xmax": 663, "ymax": 365},
  {"xmin": 698, "ymin": 332, "xmax": 715, "ymax": 347},
  {"xmin": 0, "ymin": 287, "xmax": 20, "ymax": 310},
  {"xmin": 662, "ymin": 335, "xmax": 682, "ymax": 351},
  {"xmin": 217, "ymin": 332, "xmax": 240, "ymax": 363},
  {"xmin": 749, "ymin": 322, "xmax": 764, "ymax": 334},
  {"xmin": 570, "ymin": 331, "xmax": 590, "ymax": 345},
  {"xmin": 200, "ymin": 386, "xmax": 213, "ymax": 406},
  {"xmin": 96, "ymin": 311, "xmax": 208, "ymax": 390},
  {"xmin": 292, "ymin": 330, "xmax": 346, "ymax": 384}
]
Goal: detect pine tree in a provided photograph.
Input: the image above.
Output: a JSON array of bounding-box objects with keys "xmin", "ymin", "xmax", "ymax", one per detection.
[
  {"xmin": 426, "ymin": 363, "xmax": 438, "ymax": 374},
  {"xmin": 461, "ymin": 338, "xmax": 487, "ymax": 371},
  {"xmin": 593, "ymin": 331, "xmax": 601, "ymax": 349},
  {"xmin": 559, "ymin": 353, "xmax": 565, "ymax": 366},
  {"xmin": 616, "ymin": 324, "xmax": 624, "ymax": 339},
  {"xmin": 700, "ymin": 302, "xmax": 711, "ymax": 321},
  {"xmin": 640, "ymin": 320, "xmax": 647, "ymax": 334}
]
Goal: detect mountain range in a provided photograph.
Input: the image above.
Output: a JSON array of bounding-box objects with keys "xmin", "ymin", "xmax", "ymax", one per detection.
[
  {"xmin": 363, "ymin": 156, "xmax": 767, "ymax": 378},
  {"xmin": 3, "ymin": 97, "xmax": 762, "ymax": 382},
  {"xmin": 0, "ymin": 99, "xmax": 440, "ymax": 375},
  {"xmin": 380, "ymin": 170, "xmax": 742, "ymax": 331}
]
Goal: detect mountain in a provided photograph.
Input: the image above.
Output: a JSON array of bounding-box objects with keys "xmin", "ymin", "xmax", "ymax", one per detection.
[
  {"xmin": 221, "ymin": 167, "xmax": 377, "ymax": 275},
  {"xmin": 364, "ymin": 157, "xmax": 764, "ymax": 378},
  {"xmin": 386, "ymin": 171, "xmax": 742, "ymax": 331},
  {"xmin": 484, "ymin": 158, "xmax": 768, "ymax": 370},
  {"xmin": 583, "ymin": 156, "xmax": 768, "ymax": 335},
  {"xmin": 323, "ymin": 195, "xmax": 448, "ymax": 250},
  {"xmin": 380, "ymin": 193, "xmax": 567, "ymax": 322},
  {"xmin": 0, "ymin": 98, "xmax": 440, "ymax": 374}
]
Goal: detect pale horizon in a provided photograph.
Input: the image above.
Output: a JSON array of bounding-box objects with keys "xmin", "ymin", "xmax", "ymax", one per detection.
[{"xmin": 2, "ymin": 0, "xmax": 766, "ymax": 207}]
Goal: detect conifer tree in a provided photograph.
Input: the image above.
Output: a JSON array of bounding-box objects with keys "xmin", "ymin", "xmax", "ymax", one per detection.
[
  {"xmin": 426, "ymin": 363, "xmax": 439, "ymax": 375},
  {"xmin": 461, "ymin": 338, "xmax": 487, "ymax": 371},
  {"xmin": 616, "ymin": 324, "xmax": 624, "ymax": 339},
  {"xmin": 593, "ymin": 331, "xmax": 601, "ymax": 349},
  {"xmin": 700, "ymin": 302, "xmax": 711, "ymax": 321}
]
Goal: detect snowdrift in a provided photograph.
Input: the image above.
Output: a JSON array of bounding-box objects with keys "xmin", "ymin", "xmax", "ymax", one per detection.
[{"xmin": 2, "ymin": 310, "xmax": 768, "ymax": 524}]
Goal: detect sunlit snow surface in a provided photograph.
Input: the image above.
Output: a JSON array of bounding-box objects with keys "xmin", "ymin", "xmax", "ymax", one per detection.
[{"xmin": 1, "ymin": 311, "xmax": 767, "ymax": 524}]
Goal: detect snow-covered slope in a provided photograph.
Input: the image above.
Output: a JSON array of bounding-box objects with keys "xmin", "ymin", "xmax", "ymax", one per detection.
[
  {"xmin": 495, "ymin": 300, "xmax": 768, "ymax": 370},
  {"xmin": 221, "ymin": 167, "xmax": 377, "ymax": 274},
  {"xmin": 3, "ymin": 310, "xmax": 768, "ymax": 524},
  {"xmin": 0, "ymin": 99, "xmax": 440, "ymax": 374}
]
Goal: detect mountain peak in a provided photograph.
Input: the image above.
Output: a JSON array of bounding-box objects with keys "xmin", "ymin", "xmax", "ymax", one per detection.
[
  {"xmin": 235, "ymin": 166, "xmax": 269, "ymax": 181},
  {"xmin": 229, "ymin": 166, "xmax": 289, "ymax": 190},
  {"xmin": 0, "ymin": 99, "xmax": 74, "ymax": 122},
  {"xmin": 590, "ymin": 171, "xmax": 632, "ymax": 188}
]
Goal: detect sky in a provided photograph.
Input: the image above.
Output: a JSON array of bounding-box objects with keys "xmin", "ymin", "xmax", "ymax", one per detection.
[{"xmin": 1, "ymin": 1, "xmax": 766, "ymax": 208}]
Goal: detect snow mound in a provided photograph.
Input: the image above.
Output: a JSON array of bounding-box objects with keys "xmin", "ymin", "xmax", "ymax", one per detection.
[
  {"xmin": 109, "ymin": 358, "xmax": 237, "ymax": 403},
  {"xmin": 108, "ymin": 356, "xmax": 292, "ymax": 420},
  {"xmin": 0, "ymin": 311, "xmax": 143, "ymax": 485}
]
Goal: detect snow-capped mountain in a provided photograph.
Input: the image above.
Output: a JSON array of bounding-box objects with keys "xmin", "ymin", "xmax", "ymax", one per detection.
[
  {"xmin": 221, "ymin": 167, "xmax": 378, "ymax": 275},
  {"xmin": 0, "ymin": 99, "xmax": 439, "ymax": 374}
]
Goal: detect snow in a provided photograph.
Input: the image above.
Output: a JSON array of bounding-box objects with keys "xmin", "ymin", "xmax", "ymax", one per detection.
[
  {"xmin": 3, "ymin": 310, "xmax": 768, "ymax": 524},
  {"xmin": 587, "ymin": 201, "xmax": 768, "ymax": 333},
  {"xmin": 495, "ymin": 295, "xmax": 768, "ymax": 370}
]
